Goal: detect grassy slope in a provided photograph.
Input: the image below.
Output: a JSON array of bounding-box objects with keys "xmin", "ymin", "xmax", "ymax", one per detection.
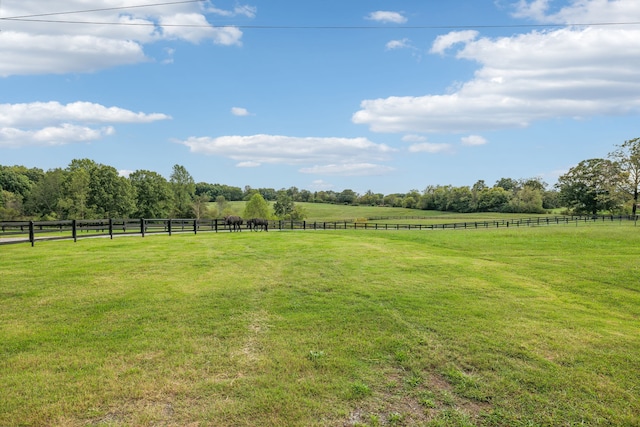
[
  {"xmin": 224, "ymin": 201, "xmax": 556, "ymax": 223},
  {"xmin": 1, "ymin": 225, "xmax": 639, "ymax": 426}
]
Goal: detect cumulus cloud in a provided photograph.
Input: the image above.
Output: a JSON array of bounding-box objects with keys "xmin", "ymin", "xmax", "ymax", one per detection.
[
  {"xmin": 430, "ymin": 30, "xmax": 479, "ymax": 55},
  {"xmin": 461, "ymin": 135, "xmax": 487, "ymax": 146},
  {"xmin": 176, "ymin": 134, "xmax": 395, "ymax": 176},
  {"xmin": 0, "ymin": 101, "xmax": 170, "ymax": 147},
  {"xmin": 512, "ymin": 0, "xmax": 640, "ymax": 23},
  {"xmin": 231, "ymin": 107, "xmax": 252, "ymax": 116},
  {"xmin": 237, "ymin": 161, "xmax": 261, "ymax": 168},
  {"xmin": 402, "ymin": 134, "xmax": 428, "ymax": 142},
  {"xmin": 386, "ymin": 38, "xmax": 413, "ymax": 50},
  {"xmin": 366, "ymin": 11, "xmax": 407, "ymax": 24},
  {"xmin": 408, "ymin": 142, "xmax": 454, "ymax": 154},
  {"xmin": 354, "ymin": 8, "xmax": 640, "ymax": 134},
  {"xmin": 0, "ymin": 1, "xmax": 253, "ymax": 76}
]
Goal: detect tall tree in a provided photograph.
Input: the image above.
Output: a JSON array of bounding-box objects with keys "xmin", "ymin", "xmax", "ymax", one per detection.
[
  {"xmin": 243, "ymin": 193, "xmax": 271, "ymax": 219},
  {"xmin": 89, "ymin": 164, "xmax": 136, "ymax": 218},
  {"xmin": 129, "ymin": 170, "xmax": 173, "ymax": 218},
  {"xmin": 58, "ymin": 167, "xmax": 92, "ymax": 219},
  {"xmin": 609, "ymin": 137, "xmax": 640, "ymax": 216},
  {"xmin": 26, "ymin": 168, "xmax": 66, "ymax": 219},
  {"xmin": 0, "ymin": 190, "xmax": 24, "ymax": 220},
  {"xmin": 0, "ymin": 166, "xmax": 34, "ymax": 201},
  {"xmin": 337, "ymin": 189, "xmax": 358, "ymax": 204},
  {"xmin": 557, "ymin": 158, "xmax": 623, "ymax": 215},
  {"xmin": 273, "ymin": 191, "xmax": 294, "ymax": 218},
  {"xmin": 192, "ymin": 195, "xmax": 211, "ymax": 220},
  {"xmin": 494, "ymin": 177, "xmax": 518, "ymax": 192},
  {"xmin": 169, "ymin": 164, "xmax": 196, "ymax": 218}
]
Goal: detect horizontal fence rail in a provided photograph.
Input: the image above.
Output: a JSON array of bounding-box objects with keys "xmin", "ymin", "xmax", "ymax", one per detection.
[{"xmin": 1, "ymin": 215, "xmax": 638, "ymax": 246}]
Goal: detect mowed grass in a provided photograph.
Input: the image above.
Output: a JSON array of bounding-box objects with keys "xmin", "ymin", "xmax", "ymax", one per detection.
[
  {"xmin": 224, "ymin": 201, "xmax": 557, "ymax": 224},
  {"xmin": 1, "ymin": 225, "xmax": 639, "ymax": 426},
  {"xmin": 224, "ymin": 201, "xmax": 436, "ymax": 222}
]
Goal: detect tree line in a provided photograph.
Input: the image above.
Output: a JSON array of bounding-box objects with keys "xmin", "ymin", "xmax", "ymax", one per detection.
[{"xmin": 1, "ymin": 138, "xmax": 638, "ymax": 221}]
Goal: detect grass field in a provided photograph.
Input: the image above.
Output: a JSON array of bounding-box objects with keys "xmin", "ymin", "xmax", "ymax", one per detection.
[
  {"xmin": 1, "ymin": 224, "xmax": 639, "ymax": 426},
  {"xmin": 223, "ymin": 201, "xmax": 558, "ymax": 224}
]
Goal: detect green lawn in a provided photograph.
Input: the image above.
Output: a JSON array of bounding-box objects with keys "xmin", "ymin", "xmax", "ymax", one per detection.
[
  {"xmin": 1, "ymin": 225, "xmax": 639, "ymax": 426},
  {"xmin": 221, "ymin": 201, "xmax": 559, "ymax": 223}
]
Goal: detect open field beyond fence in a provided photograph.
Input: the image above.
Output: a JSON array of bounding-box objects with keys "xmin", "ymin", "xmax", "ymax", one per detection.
[
  {"xmin": 1, "ymin": 225, "xmax": 639, "ymax": 426},
  {"xmin": 1, "ymin": 214, "xmax": 637, "ymax": 246}
]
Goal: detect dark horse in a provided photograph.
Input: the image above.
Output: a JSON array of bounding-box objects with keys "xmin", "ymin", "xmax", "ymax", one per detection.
[
  {"xmin": 246, "ymin": 218, "xmax": 268, "ymax": 232},
  {"xmin": 224, "ymin": 215, "xmax": 243, "ymax": 232}
]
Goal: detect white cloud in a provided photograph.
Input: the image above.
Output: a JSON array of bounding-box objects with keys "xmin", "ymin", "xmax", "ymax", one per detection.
[
  {"xmin": 206, "ymin": 4, "xmax": 257, "ymax": 19},
  {"xmin": 237, "ymin": 161, "xmax": 261, "ymax": 168},
  {"xmin": 0, "ymin": 1, "xmax": 251, "ymax": 76},
  {"xmin": 386, "ymin": 38, "xmax": 412, "ymax": 50},
  {"xmin": 231, "ymin": 107, "xmax": 252, "ymax": 116},
  {"xmin": 512, "ymin": 0, "xmax": 640, "ymax": 23},
  {"xmin": 176, "ymin": 134, "xmax": 395, "ymax": 176},
  {"xmin": 366, "ymin": 11, "xmax": 407, "ymax": 24},
  {"xmin": 0, "ymin": 124, "xmax": 115, "ymax": 148},
  {"xmin": 401, "ymin": 134, "xmax": 428, "ymax": 142},
  {"xmin": 0, "ymin": 101, "xmax": 169, "ymax": 147},
  {"xmin": 119, "ymin": 169, "xmax": 134, "ymax": 178},
  {"xmin": 299, "ymin": 163, "xmax": 394, "ymax": 176},
  {"xmin": 430, "ymin": 30, "xmax": 479, "ymax": 55},
  {"xmin": 0, "ymin": 101, "xmax": 170, "ymax": 127},
  {"xmin": 461, "ymin": 135, "xmax": 487, "ymax": 146},
  {"xmin": 354, "ymin": 12, "xmax": 640, "ymax": 134},
  {"xmin": 408, "ymin": 143, "xmax": 454, "ymax": 154}
]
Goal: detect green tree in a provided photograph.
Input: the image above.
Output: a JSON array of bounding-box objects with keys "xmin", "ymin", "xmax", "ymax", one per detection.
[
  {"xmin": 337, "ymin": 189, "xmax": 358, "ymax": 204},
  {"xmin": 448, "ymin": 186, "xmax": 474, "ymax": 213},
  {"xmin": 494, "ymin": 177, "xmax": 518, "ymax": 192},
  {"xmin": 243, "ymin": 193, "xmax": 271, "ymax": 219},
  {"xmin": 26, "ymin": 168, "xmax": 66, "ymax": 219},
  {"xmin": 273, "ymin": 191, "xmax": 294, "ymax": 218},
  {"xmin": 557, "ymin": 158, "xmax": 624, "ymax": 215},
  {"xmin": 507, "ymin": 186, "xmax": 545, "ymax": 213},
  {"xmin": 609, "ymin": 137, "xmax": 640, "ymax": 216},
  {"xmin": 384, "ymin": 193, "xmax": 402, "ymax": 207},
  {"xmin": 288, "ymin": 204, "xmax": 308, "ymax": 220},
  {"xmin": 89, "ymin": 164, "xmax": 136, "ymax": 218},
  {"xmin": 0, "ymin": 166, "xmax": 34, "ymax": 202},
  {"xmin": 215, "ymin": 195, "xmax": 228, "ymax": 216},
  {"xmin": 192, "ymin": 195, "xmax": 212, "ymax": 219},
  {"xmin": 58, "ymin": 167, "xmax": 92, "ymax": 219},
  {"xmin": 170, "ymin": 164, "xmax": 195, "ymax": 218},
  {"xmin": 542, "ymin": 189, "xmax": 561, "ymax": 210},
  {"xmin": 129, "ymin": 170, "xmax": 173, "ymax": 218},
  {"xmin": 477, "ymin": 187, "xmax": 510, "ymax": 212},
  {"xmin": 0, "ymin": 190, "xmax": 24, "ymax": 220}
]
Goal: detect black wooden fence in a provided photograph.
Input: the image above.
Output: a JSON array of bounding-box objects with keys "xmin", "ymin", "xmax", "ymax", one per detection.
[{"xmin": 0, "ymin": 215, "xmax": 637, "ymax": 246}]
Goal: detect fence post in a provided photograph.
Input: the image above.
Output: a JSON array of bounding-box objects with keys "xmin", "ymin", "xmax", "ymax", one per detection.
[
  {"xmin": 168, "ymin": 219, "xmax": 173, "ymax": 236},
  {"xmin": 109, "ymin": 218, "xmax": 114, "ymax": 239},
  {"xmin": 141, "ymin": 218, "xmax": 145, "ymax": 237},
  {"xmin": 72, "ymin": 219, "xmax": 77, "ymax": 242},
  {"xmin": 29, "ymin": 221, "xmax": 35, "ymax": 247}
]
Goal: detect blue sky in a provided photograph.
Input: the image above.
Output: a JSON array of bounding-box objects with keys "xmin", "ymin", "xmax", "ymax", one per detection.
[{"xmin": 1, "ymin": 0, "xmax": 639, "ymax": 195}]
